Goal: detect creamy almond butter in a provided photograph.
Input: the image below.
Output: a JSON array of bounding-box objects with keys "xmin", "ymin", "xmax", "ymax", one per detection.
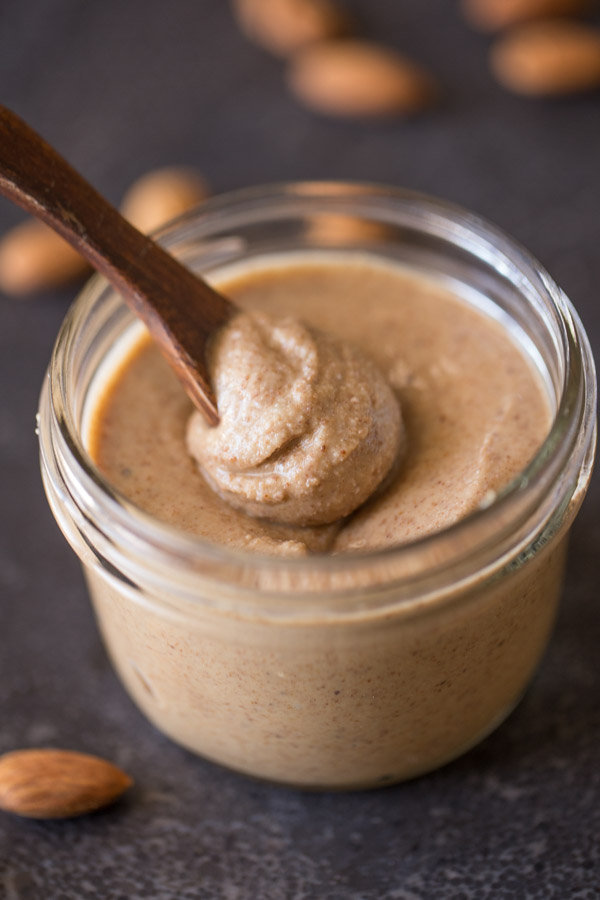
[
  {"xmin": 38, "ymin": 176, "xmax": 595, "ymax": 790},
  {"xmin": 90, "ymin": 257, "xmax": 551, "ymax": 554},
  {"xmin": 78, "ymin": 254, "xmax": 569, "ymax": 788},
  {"xmin": 186, "ymin": 309, "xmax": 403, "ymax": 526}
]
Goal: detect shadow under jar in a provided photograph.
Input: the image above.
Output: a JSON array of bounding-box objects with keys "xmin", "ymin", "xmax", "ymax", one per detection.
[{"xmin": 38, "ymin": 183, "xmax": 596, "ymax": 790}]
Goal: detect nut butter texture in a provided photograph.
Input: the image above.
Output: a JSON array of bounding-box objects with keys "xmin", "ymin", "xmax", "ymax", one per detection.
[
  {"xmin": 82, "ymin": 256, "xmax": 560, "ymax": 788},
  {"xmin": 187, "ymin": 310, "xmax": 403, "ymax": 526},
  {"xmin": 90, "ymin": 258, "xmax": 551, "ymax": 554}
]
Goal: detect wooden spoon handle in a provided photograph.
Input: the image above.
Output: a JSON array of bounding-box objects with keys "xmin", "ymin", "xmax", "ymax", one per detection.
[{"xmin": 0, "ymin": 106, "xmax": 234, "ymax": 424}]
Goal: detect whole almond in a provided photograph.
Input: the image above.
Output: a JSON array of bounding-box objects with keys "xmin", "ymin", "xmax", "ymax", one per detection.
[
  {"xmin": 491, "ymin": 21, "xmax": 600, "ymax": 95},
  {"xmin": 232, "ymin": 0, "xmax": 351, "ymax": 56},
  {"xmin": 307, "ymin": 213, "xmax": 388, "ymax": 245},
  {"xmin": 461, "ymin": 0, "xmax": 593, "ymax": 32},
  {"xmin": 120, "ymin": 166, "xmax": 209, "ymax": 235},
  {"xmin": 0, "ymin": 749, "xmax": 133, "ymax": 819},
  {"xmin": 0, "ymin": 220, "xmax": 89, "ymax": 296},
  {"xmin": 288, "ymin": 40, "xmax": 437, "ymax": 118}
]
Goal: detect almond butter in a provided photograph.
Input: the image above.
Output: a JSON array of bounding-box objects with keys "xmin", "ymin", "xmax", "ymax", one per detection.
[
  {"xmin": 120, "ymin": 166, "xmax": 209, "ymax": 235},
  {"xmin": 461, "ymin": 0, "xmax": 593, "ymax": 32},
  {"xmin": 232, "ymin": 0, "xmax": 351, "ymax": 57},
  {"xmin": 0, "ymin": 219, "xmax": 89, "ymax": 296},
  {"xmin": 0, "ymin": 749, "xmax": 133, "ymax": 819},
  {"xmin": 288, "ymin": 40, "xmax": 437, "ymax": 118},
  {"xmin": 491, "ymin": 21, "xmax": 600, "ymax": 95}
]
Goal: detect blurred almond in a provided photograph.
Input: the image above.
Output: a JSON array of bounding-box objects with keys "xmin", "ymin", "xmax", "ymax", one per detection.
[
  {"xmin": 232, "ymin": 0, "xmax": 351, "ymax": 56},
  {"xmin": 307, "ymin": 213, "xmax": 389, "ymax": 245},
  {"xmin": 288, "ymin": 40, "xmax": 437, "ymax": 118},
  {"xmin": 0, "ymin": 220, "xmax": 89, "ymax": 296},
  {"xmin": 120, "ymin": 166, "xmax": 209, "ymax": 235},
  {"xmin": 461, "ymin": 0, "xmax": 593, "ymax": 32},
  {"xmin": 491, "ymin": 21, "xmax": 600, "ymax": 95},
  {"xmin": 0, "ymin": 749, "xmax": 133, "ymax": 819}
]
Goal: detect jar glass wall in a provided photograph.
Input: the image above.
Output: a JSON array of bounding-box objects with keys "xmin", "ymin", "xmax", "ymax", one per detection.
[{"xmin": 38, "ymin": 184, "xmax": 596, "ymax": 789}]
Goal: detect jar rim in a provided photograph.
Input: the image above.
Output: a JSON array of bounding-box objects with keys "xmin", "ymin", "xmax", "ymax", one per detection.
[{"xmin": 40, "ymin": 181, "xmax": 597, "ymax": 606}]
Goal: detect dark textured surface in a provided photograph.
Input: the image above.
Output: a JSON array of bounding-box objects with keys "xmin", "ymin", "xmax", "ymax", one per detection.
[{"xmin": 0, "ymin": 1, "xmax": 599, "ymax": 898}]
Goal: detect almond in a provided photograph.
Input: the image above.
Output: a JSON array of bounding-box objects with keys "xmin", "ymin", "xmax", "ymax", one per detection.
[
  {"xmin": 0, "ymin": 220, "xmax": 89, "ymax": 296},
  {"xmin": 307, "ymin": 213, "xmax": 388, "ymax": 245},
  {"xmin": 120, "ymin": 166, "xmax": 209, "ymax": 235},
  {"xmin": 288, "ymin": 40, "xmax": 437, "ymax": 118},
  {"xmin": 0, "ymin": 749, "xmax": 133, "ymax": 819},
  {"xmin": 491, "ymin": 21, "xmax": 600, "ymax": 95},
  {"xmin": 461, "ymin": 0, "xmax": 593, "ymax": 32},
  {"xmin": 232, "ymin": 0, "xmax": 350, "ymax": 57}
]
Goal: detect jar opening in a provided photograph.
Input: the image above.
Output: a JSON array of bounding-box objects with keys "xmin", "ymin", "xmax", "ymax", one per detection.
[{"xmin": 39, "ymin": 183, "xmax": 597, "ymax": 611}]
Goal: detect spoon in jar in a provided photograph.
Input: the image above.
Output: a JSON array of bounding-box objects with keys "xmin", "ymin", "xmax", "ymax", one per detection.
[
  {"xmin": 0, "ymin": 105, "xmax": 235, "ymax": 426},
  {"xmin": 0, "ymin": 107, "xmax": 405, "ymax": 527}
]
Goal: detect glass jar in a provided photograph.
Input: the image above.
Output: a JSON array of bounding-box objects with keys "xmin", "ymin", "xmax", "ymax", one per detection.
[{"xmin": 38, "ymin": 183, "xmax": 596, "ymax": 790}]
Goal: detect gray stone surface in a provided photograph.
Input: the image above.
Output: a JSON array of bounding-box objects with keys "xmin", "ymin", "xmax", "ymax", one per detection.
[{"xmin": 0, "ymin": 1, "xmax": 599, "ymax": 897}]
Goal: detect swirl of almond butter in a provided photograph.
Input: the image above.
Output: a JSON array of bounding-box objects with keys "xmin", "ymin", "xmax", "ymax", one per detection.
[{"xmin": 186, "ymin": 310, "xmax": 403, "ymax": 526}]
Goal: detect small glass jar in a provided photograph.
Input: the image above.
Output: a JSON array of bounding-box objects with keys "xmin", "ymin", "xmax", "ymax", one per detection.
[{"xmin": 38, "ymin": 183, "xmax": 596, "ymax": 790}]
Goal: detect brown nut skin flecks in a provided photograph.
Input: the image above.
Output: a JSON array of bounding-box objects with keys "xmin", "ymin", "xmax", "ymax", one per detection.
[
  {"xmin": 287, "ymin": 40, "xmax": 437, "ymax": 119},
  {"xmin": 187, "ymin": 310, "xmax": 404, "ymax": 526},
  {"xmin": 490, "ymin": 21, "xmax": 600, "ymax": 95},
  {"xmin": 0, "ymin": 749, "xmax": 133, "ymax": 819}
]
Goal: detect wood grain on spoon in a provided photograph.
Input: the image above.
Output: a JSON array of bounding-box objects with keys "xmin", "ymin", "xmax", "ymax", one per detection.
[{"xmin": 0, "ymin": 106, "xmax": 235, "ymax": 425}]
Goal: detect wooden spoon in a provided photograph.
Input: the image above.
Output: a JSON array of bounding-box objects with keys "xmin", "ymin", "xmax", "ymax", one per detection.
[{"xmin": 0, "ymin": 106, "xmax": 235, "ymax": 425}]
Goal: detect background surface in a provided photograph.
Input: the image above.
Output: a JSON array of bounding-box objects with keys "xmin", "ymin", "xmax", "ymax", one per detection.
[{"xmin": 0, "ymin": 1, "xmax": 598, "ymax": 898}]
